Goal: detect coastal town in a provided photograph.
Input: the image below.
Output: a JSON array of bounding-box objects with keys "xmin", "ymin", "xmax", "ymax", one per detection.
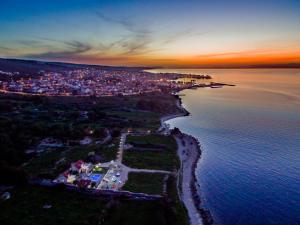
[
  {"xmin": 0, "ymin": 68, "xmax": 212, "ymax": 96},
  {"xmin": 0, "ymin": 59, "xmax": 217, "ymax": 225}
]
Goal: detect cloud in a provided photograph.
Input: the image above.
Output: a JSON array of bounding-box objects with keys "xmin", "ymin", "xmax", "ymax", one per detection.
[
  {"xmin": 96, "ymin": 12, "xmax": 150, "ymax": 34},
  {"xmin": 17, "ymin": 12, "xmax": 205, "ymax": 63},
  {"xmin": 0, "ymin": 46, "xmax": 13, "ymax": 56},
  {"xmin": 0, "ymin": 46, "xmax": 12, "ymax": 51},
  {"xmin": 18, "ymin": 40, "xmax": 41, "ymax": 47},
  {"xmin": 96, "ymin": 11, "xmax": 155, "ymax": 56},
  {"xmin": 117, "ymin": 34, "xmax": 152, "ymax": 55},
  {"xmin": 63, "ymin": 41, "xmax": 92, "ymax": 53},
  {"xmin": 161, "ymin": 28, "xmax": 208, "ymax": 45},
  {"xmin": 19, "ymin": 11, "xmax": 192, "ymax": 64},
  {"xmin": 23, "ymin": 40, "xmax": 92, "ymax": 60}
]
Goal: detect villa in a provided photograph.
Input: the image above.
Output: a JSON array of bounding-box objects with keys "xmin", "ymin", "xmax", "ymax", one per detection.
[{"xmin": 54, "ymin": 160, "xmax": 122, "ymax": 190}]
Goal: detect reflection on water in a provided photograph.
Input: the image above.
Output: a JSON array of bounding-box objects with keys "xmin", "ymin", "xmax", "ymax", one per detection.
[{"xmin": 151, "ymin": 69, "xmax": 300, "ymax": 225}]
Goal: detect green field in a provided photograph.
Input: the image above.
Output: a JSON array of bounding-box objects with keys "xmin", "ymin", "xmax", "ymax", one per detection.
[
  {"xmin": 122, "ymin": 172, "xmax": 166, "ymax": 195},
  {"xmin": 123, "ymin": 135, "xmax": 179, "ymax": 171},
  {"xmin": 122, "ymin": 173, "xmax": 189, "ymax": 225}
]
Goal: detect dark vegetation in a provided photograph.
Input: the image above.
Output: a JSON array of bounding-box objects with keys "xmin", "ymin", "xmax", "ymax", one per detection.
[
  {"xmin": 164, "ymin": 175, "xmax": 189, "ymax": 225},
  {"xmin": 0, "ymin": 179, "xmax": 188, "ymax": 225},
  {"xmin": 24, "ymin": 143, "xmax": 118, "ymax": 179},
  {"xmin": 0, "ymin": 93, "xmax": 178, "ymax": 179},
  {"xmin": 122, "ymin": 174, "xmax": 189, "ymax": 225},
  {"xmin": 123, "ymin": 173, "xmax": 165, "ymax": 195},
  {"xmin": 0, "ymin": 185, "xmax": 173, "ymax": 225},
  {"xmin": 0, "ymin": 86, "xmax": 188, "ymax": 224},
  {"xmin": 123, "ymin": 135, "xmax": 179, "ymax": 171}
]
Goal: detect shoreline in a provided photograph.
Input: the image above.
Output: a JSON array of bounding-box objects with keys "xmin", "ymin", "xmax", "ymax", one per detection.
[
  {"xmin": 160, "ymin": 96, "xmax": 190, "ymax": 125},
  {"xmin": 161, "ymin": 93, "xmax": 213, "ymax": 225}
]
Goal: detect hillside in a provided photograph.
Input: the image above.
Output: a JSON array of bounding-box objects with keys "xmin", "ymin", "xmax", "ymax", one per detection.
[{"xmin": 0, "ymin": 58, "xmax": 152, "ymax": 79}]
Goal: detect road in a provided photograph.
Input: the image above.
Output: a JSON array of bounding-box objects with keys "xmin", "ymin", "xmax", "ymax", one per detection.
[
  {"xmin": 116, "ymin": 132, "xmax": 127, "ymax": 163},
  {"xmin": 101, "ymin": 132, "xmax": 172, "ymax": 189}
]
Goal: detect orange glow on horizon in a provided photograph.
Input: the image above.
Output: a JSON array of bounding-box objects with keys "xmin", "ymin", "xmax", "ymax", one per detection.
[{"xmin": 65, "ymin": 50, "xmax": 300, "ymax": 68}]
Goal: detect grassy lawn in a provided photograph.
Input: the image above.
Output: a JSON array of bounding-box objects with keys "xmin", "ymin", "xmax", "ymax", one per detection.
[
  {"xmin": 127, "ymin": 134, "xmax": 178, "ymax": 148},
  {"xmin": 122, "ymin": 172, "xmax": 166, "ymax": 195},
  {"xmin": 123, "ymin": 135, "xmax": 179, "ymax": 171},
  {"xmin": 0, "ymin": 186, "xmax": 171, "ymax": 225}
]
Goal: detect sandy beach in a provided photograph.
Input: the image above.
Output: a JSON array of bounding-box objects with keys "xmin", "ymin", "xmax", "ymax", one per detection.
[
  {"xmin": 161, "ymin": 95, "xmax": 213, "ymax": 225},
  {"xmin": 175, "ymin": 134, "xmax": 203, "ymax": 225}
]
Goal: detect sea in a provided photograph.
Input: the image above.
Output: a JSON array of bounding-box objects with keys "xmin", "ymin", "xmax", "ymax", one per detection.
[{"xmin": 149, "ymin": 69, "xmax": 300, "ymax": 225}]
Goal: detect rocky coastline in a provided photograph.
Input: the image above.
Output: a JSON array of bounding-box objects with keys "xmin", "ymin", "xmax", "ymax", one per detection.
[{"xmin": 163, "ymin": 93, "xmax": 214, "ymax": 225}]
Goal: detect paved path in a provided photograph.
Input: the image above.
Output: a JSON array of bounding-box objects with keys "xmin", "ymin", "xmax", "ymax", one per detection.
[
  {"xmin": 100, "ymin": 133, "xmax": 172, "ymax": 189},
  {"xmin": 116, "ymin": 132, "xmax": 127, "ymax": 163},
  {"xmin": 100, "ymin": 161, "xmax": 171, "ymax": 188},
  {"xmin": 127, "ymin": 168, "xmax": 171, "ymax": 174}
]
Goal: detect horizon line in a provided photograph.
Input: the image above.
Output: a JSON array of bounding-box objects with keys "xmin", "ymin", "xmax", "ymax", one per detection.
[{"xmin": 1, "ymin": 57, "xmax": 300, "ymax": 69}]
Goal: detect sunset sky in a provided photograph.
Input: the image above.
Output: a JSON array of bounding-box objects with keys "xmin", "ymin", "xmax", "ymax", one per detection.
[{"xmin": 1, "ymin": 0, "xmax": 300, "ymax": 67}]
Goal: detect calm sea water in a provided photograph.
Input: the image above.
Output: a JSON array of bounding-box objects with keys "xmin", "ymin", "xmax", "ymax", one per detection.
[{"xmin": 151, "ymin": 69, "xmax": 300, "ymax": 225}]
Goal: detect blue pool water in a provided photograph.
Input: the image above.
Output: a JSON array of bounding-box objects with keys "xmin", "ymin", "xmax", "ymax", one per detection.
[
  {"xmin": 90, "ymin": 173, "xmax": 103, "ymax": 183},
  {"xmin": 152, "ymin": 69, "xmax": 300, "ymax": 225}
]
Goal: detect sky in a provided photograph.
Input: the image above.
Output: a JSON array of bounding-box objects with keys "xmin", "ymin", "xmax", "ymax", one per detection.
[{"xmin": 0, "ymin": 0, "xmax": 300, "ymax": 67}]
